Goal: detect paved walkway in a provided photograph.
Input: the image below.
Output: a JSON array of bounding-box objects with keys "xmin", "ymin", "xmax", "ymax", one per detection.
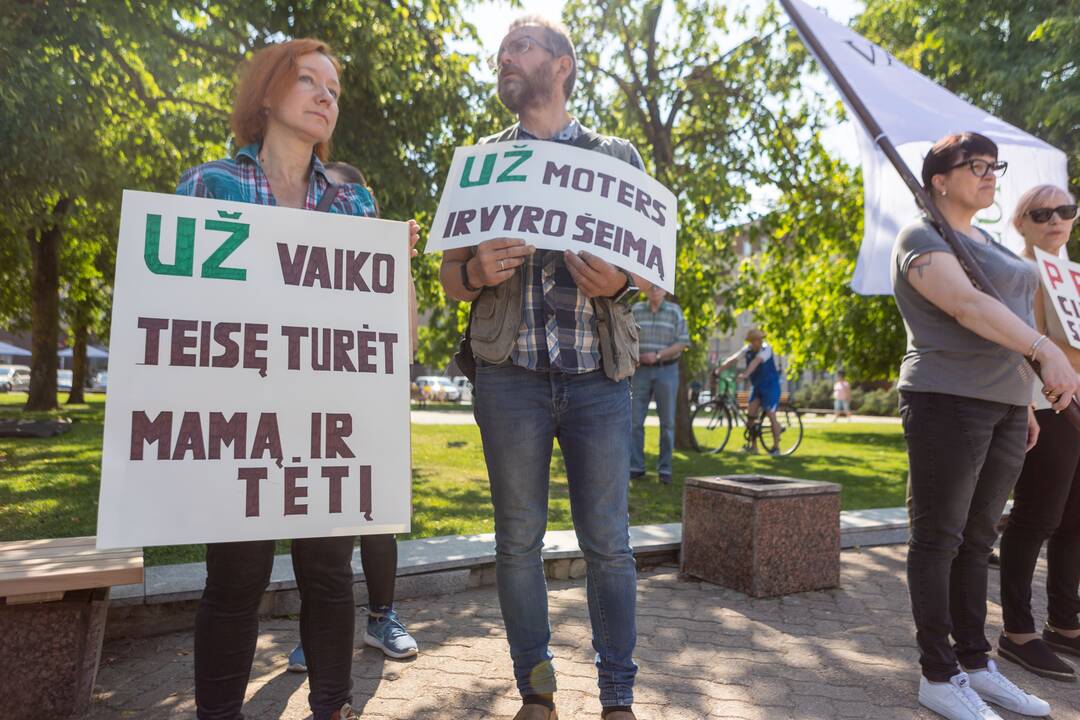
[{"xmin": 87, "ymin": 546, "xmax": 1077, "ymax": 719}]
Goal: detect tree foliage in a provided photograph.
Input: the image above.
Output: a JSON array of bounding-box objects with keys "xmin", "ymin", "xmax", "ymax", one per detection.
[
  {"xmin": 857, "ymin": 0, "xmax": 1080, "ymax": 219},
  {"xmin": 734, "ymin": 129, "xmax": 906, "ymax": 380},
  {"xmin": 562, "ymin": 0, "xmax": 847, "ymax": 442},
  {"xmin": 0, "ymin": 1, "xmax": 492, "ymax": 405},
  {"xmin": 736, "ymin": 0, "xmax": 1080, "ymax": 382}
]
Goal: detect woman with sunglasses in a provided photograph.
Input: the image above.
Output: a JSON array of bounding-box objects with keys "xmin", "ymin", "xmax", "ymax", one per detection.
[
  {"xmin": 997, "ymin": 185, "xmax": 1080, "ymax": 681},
  {"xmin": 892, "ymin": 132, "xmax": 1078, "ymax": 720}
]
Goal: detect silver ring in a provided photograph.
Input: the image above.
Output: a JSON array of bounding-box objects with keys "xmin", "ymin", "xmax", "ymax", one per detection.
[{"xmin": 498, "ymin": 259, "xmax": 504, "ymax": 270}]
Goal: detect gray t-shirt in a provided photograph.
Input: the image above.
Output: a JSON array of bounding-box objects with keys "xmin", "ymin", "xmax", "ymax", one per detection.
[{"xmin": 891, "ymin": 218, "xmax": 1038, "ymax": 406}]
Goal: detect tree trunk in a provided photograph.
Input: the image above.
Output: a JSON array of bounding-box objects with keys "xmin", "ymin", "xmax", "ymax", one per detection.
[
  {"xmin": 25, "ymin": 197, "xmax": 69, "ymax": 412},
  {"xmin": 674, "ymin": 355, "xmax": 694, "ymax": 450},
  {"xmin": 67, "ymin": 321, "xmax": 87, "ymax": 405}
]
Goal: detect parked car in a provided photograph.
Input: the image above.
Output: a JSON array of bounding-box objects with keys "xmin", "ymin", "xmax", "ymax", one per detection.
[
  {"xmin": 57, "ymin": 369, "xmax": 73, "ymax": 392},
  {"xmin": 0, "ymin": 365, "xmax": 29, "ymax": 393},
  {"xmin": 92, "ymin": 371, "xmax": 108, "ymax": 391},
  {"xmin": 8, "ymin": 366, "xmax": 31, "ymax": 393},
  {"xmin": 414, "ymin": 376, "xmax": 461, "ymax": 402},
  {"xmin": 451, "ymin": 376, "xmax": 473, "ymax": 403}
]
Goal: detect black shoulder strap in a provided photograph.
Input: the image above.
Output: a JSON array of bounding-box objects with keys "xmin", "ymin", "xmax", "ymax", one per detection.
[{"xmin": 316, "ymin": 183, "xmax": 340, "ymax": 213}]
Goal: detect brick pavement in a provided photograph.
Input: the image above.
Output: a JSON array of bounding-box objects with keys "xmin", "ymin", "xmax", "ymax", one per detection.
[{"xmin": 85, "ymin": 546, "xmax": 1080, "ymax": 719}]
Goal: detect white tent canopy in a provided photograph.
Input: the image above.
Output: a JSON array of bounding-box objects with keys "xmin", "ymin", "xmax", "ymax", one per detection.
[
  {"xmin": 0, "ymin": 341, "xmax": 31, "ymax": 358},
  {"xmin": 785, "ymin": 0, "xmax": 1069, "ymax": 295},
  {"xmin": 58, "ymin": 345, "xmax": 109, "ymax": 359}
]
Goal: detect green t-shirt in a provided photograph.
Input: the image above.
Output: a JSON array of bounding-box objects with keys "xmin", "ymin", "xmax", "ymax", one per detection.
[{"xmin": 891, "ymin": 218, "xmax": 1037, "ymax": 406}]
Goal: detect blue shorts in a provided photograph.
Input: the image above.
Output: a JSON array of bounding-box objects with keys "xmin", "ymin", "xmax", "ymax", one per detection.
[{"xmin": 750, "ymin": 382, "xmax": 781, "ymax": 412}]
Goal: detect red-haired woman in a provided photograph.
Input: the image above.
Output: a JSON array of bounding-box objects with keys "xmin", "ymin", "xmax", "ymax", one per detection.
[
  {"xmin": 998, "ymin": 185, "xmax": 1080, "ymax": 681},
  {"xmin": 892, "ymin": 132, "xmax": 1077, "ymax": 720},
  {"xmin": 177, "ymin": 39, "xmax": 418, "ymax": 720}
]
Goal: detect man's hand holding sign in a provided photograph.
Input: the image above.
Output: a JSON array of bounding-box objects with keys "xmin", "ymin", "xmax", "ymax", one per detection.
[{"xmin": 460, "ymin": 238, "xmax": 537, "ymax": 295}]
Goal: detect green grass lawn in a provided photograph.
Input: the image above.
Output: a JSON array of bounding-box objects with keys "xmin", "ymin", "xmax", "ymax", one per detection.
[{"xmin": 0, "ymin": 393, "xmax": 909, "ymax": 566}]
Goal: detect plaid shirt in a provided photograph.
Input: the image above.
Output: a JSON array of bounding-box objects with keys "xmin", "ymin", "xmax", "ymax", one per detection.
[
  {"xmin": 510, "ymin": 120, "xmax": 645, "ymax": 373},
  {"xmin": 632, "ymin": 300, "xmax": 689, "ymax": 355},
  {"xmin": 175, "ymin": 144, "xmax": 378, "ymax": 217}
]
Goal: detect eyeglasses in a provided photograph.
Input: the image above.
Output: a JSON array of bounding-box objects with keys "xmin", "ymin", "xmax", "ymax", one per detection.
[
  {"xmin": 946, "ymin": 159, "xmax": 1008, "ymax": 179},
  {"xmin": 1027, "ymin": 205, "xmax": 1079, "ymax": 223},
  {"xmin": 488, "ymin": 36, "xmax": 555, "ymax": 71}
]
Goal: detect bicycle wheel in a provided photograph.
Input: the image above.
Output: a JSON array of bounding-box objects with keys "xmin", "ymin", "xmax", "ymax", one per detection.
[
  {"xmin": 691, "ymin": 400, "xmax": 734, "ymax": 454},
  {"xmin": 756, "ymin": 403, "xmax": 804, "ymax": 456}
]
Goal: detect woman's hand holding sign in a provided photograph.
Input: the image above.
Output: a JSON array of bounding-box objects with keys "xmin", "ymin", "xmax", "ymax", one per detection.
[{"xmin": 407, "ymin": 219, "xmax": 420, "ymax": 258}]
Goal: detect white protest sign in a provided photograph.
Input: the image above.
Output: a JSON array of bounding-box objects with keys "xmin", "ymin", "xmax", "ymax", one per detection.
[
  {"xmin": 426, "ymin": 140, "xmax": 678, "ymax": 292},
  {"xmin": 1034, "ymin": 246, "xmax": 1080, "ymax": 351},
  {"xmin": 96, "ymin": 190, "xmax": 412, "ymax": 549}
]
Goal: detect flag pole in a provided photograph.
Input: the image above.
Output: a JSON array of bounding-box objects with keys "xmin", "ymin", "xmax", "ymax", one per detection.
[{"xmin": 779, "ymin": 0, "xmax": 1080, "ymax": 428}]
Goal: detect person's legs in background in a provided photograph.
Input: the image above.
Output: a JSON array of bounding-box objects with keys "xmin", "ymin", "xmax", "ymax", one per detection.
[
  {"xmin": 629, "ymin": 367, "xmax": 655, "ymax": 478},
  {"xmin": 651, "ymin": 363, "xmax": 678, "ymax": 482},
  {"xmin": 360, "ymin": 534, "xmax": 418, "ymax": 658}
]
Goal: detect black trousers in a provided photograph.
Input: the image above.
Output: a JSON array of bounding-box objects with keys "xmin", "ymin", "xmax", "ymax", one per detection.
[
  {"xmin": 901, "ymin": 391, "xmax": 1028, "ymax": 682},
  {"xmin": 1000, "ymin": 408, "xmax": 1080, "ymax": 633},
  {"xmin": 194, "ymin": 536, "xmax": 359, "ymax": 720}
]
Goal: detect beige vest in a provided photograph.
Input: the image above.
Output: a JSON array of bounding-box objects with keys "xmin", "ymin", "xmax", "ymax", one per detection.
[{"xmin": 468, "ymin": 124, "xmax": 641, "ymax": 382}]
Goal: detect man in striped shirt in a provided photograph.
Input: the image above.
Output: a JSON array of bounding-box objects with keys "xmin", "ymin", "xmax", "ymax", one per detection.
[{"xmin": 630, "ymin": 286, "xmax": 689, "ymax": 484}]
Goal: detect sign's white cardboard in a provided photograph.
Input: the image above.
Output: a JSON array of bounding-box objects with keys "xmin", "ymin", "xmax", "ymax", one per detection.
[
  {"xmin": 427, "ymin": 140, "xmax": 678, "ymax": 292},
  {"xmin": 96, "ymin": 191, "xmax": 412, "ymax": 548}
]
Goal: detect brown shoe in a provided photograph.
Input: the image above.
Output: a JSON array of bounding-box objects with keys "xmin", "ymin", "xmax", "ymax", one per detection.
[
  {"xmin": 513, "ymin": 704, "xmax": 558, "ymax": 719},
  {"xmin": 330, "ymin": 704, "xmax": 357, "ymax": 720}
]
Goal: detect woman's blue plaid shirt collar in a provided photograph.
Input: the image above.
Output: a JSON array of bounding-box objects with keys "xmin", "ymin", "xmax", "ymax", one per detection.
[
  {"xmin": 234, "ymin": 143, "xmax": 331, "ymax": 180},
  {"xmin": 176, "ymin": 142, "xmax": 377, "ymax": 218}
]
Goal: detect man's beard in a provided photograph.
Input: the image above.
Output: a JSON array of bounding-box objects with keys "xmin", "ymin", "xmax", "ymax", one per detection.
[{"xmin": 498, "ymin": 60, "xmax": 555, "ymax": 113}]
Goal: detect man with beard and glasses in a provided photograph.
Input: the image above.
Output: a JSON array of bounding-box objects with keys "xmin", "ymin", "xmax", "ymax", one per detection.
[{"xmin": 439, "ymin": 15, "xmax": 650, "ymax": 720}]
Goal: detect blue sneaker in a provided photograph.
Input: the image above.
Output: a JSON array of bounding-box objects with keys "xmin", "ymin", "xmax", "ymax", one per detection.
[
  {"xmin": 364, "ymin": 608, "xmax": 418, "ymax": 658},
  {"xmin": 287, "ymin": 644, "xmax": 307, "ymax": 673}
]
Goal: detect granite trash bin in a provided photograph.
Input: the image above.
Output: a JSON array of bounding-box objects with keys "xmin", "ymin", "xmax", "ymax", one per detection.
[{"xmin": 680, "ymin": 474, "xmax": 841, "ymax": 598}]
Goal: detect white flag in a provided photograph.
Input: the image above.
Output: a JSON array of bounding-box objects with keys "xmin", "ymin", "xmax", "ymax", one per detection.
[{"xmin": 784, "ymin": 0, "xmax": 1069, "ymax": 295}]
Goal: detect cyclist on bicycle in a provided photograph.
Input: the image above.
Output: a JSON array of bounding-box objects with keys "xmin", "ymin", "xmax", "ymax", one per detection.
[{"xmin": 717, "ymin": 328, "xmax": 783, "ymax": 454}]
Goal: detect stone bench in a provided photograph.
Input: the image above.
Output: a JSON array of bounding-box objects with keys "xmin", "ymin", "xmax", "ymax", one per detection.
[{"xmin": 0, "ymin": 537, "xmax": 143, "ymax": 719}]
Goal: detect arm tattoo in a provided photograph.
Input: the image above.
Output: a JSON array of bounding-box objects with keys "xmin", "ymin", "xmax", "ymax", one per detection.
[{"xmin": 910, "ymin": 254, "xmax": 933, "ymax": 280}]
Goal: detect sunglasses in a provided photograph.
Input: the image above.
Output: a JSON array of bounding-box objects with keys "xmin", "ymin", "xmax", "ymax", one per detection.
[
  {"xmin": 946, "ymin": 159, "xmax": 1008, "ymax": 179},
  {"xmin": 1026, "ymin": 205, "xmax": 1079, "ymax": 223}
]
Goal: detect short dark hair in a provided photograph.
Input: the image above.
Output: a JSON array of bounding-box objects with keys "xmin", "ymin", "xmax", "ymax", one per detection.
[
  {"xmin": 324, "ymin": 161, "xmax": 380, "ymax": 216},
  {"xmin": 509, "ymin": 15, "xmax": 576, "ymax": 99},
  {"xmin": 921, "ymin": 132, "xmax": 999, "ymax": 192}
]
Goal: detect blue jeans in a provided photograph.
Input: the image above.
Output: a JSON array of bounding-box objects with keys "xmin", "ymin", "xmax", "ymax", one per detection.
[
  {"xmin": 630, "ymin": 362, "xmax": 678, "ymax": 476},
  {"xmin": 473, "ymin": 363, "xmax": 638, "ymax": 707}
]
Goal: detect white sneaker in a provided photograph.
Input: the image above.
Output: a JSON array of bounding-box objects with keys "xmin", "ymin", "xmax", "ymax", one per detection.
[
  {"xmin": 919, "ymin": 673, "xmax": 1003, "ymax": 720},
  {"xmin": 964, "ymin": 660, "xmax": 1052, "ymax": 717}
]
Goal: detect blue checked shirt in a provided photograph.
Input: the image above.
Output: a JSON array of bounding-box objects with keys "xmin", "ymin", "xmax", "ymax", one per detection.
[
  {"xmin": 632, "ymin": 300, "xmax": 690, "ymax": 355},
  {"xmin": 510, "ymin": 120, "xmax": 645, "ymax": 373},
  {"xmin": 175, "ymin": 144, "xmax": 378, "ymax": 218}
]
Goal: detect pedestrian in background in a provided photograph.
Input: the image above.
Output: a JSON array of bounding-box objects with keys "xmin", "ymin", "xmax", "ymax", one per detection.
[{"xmin": 630, "ymin": 285, "xmax": 689, "ymax": 485}]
